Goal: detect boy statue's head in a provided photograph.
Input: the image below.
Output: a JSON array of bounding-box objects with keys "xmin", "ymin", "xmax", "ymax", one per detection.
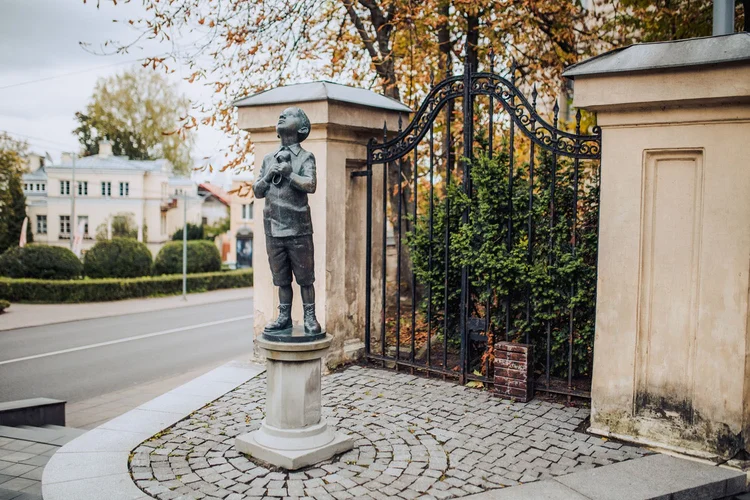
[{"xmin": 276, "ymin": 107, "xmax": 311, "ymax": 144}]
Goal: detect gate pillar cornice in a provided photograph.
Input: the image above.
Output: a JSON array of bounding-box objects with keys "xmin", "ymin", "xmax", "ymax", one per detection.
[
  {"xmin": 565, "ymin": 33, "xmax": 750, "ymax": 459},
  {"xmin": 235, "ymin": 81, "xmax": 411, "ymax": 368}
]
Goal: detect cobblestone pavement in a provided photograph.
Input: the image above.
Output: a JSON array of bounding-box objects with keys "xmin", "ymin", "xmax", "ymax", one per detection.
[{"xmin": 131, "ymin": 365, "xmax": 650, "ymax": 500}]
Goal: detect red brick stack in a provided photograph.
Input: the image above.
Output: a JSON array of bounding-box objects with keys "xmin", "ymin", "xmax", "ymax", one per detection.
[{"xmin": 493, "ymin": 341, "xmax": 534, "ymax": 402}]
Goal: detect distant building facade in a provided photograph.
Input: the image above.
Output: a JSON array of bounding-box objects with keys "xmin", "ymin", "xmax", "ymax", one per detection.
[
  {"xmin": 228, "ymin": 177, "xmax": 254, "ymax": 268},
  {"xmin": 22, "ymin": 141, "xmax": 202, "ymax": 255}
]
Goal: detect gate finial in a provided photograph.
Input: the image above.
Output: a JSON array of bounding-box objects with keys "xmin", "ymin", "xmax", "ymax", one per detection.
[
  {"xmin": 510, "ymin": 59, "xmax": 517, "ymax": 86},
  {"xmin": 489, "ymin": 48, "xmax": 495, "ymax": 73},
  {"xmin": 553, "ymin": 100, "xmax": 560, "ymax": 127},
  {"xmin": 532, "ymin": 84, "xmax": 538, "ymax": 109}
]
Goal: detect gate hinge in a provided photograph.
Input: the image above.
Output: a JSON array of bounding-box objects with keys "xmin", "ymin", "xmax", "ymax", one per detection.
[{"xmin": 350, "ymin": 170, "xmax": 371, "ymax": 178}]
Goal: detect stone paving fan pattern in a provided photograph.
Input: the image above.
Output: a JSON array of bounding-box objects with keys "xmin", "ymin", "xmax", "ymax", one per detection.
[{"xmin": 131, "ymin": 366, "xmax": 649, "ymax": 499}]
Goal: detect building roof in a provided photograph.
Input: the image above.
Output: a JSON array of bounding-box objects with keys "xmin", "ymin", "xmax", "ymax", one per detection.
[
  {"xmin": 563, "ymin": 33, "xmax": 750, "ymax": 79},
  {"xmin": 49, "ymin": 154, "xmax": 170, "ymax": 172},
  {"xmin": 199, "ymin": 183, "xmax": 230, "ymax": 206},
  {"xmin": 233, "ymin": 81, "xmax": 412, "ymax": 113},
  {"xmin": 22, "ymin": 166, "xmax": 47, "ymax": 181}
]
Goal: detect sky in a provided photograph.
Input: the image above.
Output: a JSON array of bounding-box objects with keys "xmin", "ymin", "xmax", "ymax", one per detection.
[{"xmin": 0, "ymin": 0, "xmax": 236, "ymax": 186}]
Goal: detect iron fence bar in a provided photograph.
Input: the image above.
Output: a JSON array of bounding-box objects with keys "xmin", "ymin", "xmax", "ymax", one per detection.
[
  {"xmin": 569, "ymin": 110, "xmax": 582, "ymax": 394},
  {"xmin": 396, "ymin": 115, "xmax": 404, "ymax": 368},
  {"xmin": 506, "ymin": 63, "xmax": 516, "ymax": 342},
  {"xmin": 459, "ymin": 59, "xmax": 474, "ymax": 384},
  {"xmin": 365, "ymin": 141, "xmax": 374, "ymax": 357},
  {"xmin": 526, "ymin": 86, "xmax": 538, "ymax": 347},
  {"xmin": 486, "ymin": 52, "xmax": 494, "ymax": 382},
  {"xmin": 381, "ymin": 123, "xmax": 388, "ymax": 365},
  {"xmin": 443, "ymin": 97, "xmax": 452, "ymax": 373},
  {"xmin": 546, "ymin": 101, "xmax": 560, "ymax": 389},
  {"xmin": 427, "ymin": 121, "xmax": 435, "ymax": 371},
  {"xmin": 411, "ymin": 146, "xmax": 418, "ymax": 365}
]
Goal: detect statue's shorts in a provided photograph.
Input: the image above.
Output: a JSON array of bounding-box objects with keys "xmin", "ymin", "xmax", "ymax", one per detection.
[{"xmin": 265, "ymin": 234, "xmax": 315, "ymax": 287}]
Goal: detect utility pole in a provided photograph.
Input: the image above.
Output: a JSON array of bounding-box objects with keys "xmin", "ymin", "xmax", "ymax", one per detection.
[
  {"xmin": 182, "ymin": 190, "xmax": 187, "ymax": 301},
  {"xmin": 70, "ymin": 153, "xmax": 76, "ymax": 250}
]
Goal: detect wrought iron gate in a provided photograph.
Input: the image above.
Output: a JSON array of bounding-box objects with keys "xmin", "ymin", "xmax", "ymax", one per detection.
[{"xmin": 363, "ymin": 54, "xmax": 601, "ymax": 398}]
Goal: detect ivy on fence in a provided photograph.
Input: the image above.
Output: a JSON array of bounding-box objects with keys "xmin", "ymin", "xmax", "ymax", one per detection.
[{"xmin": 406, "ymin": 150, "xmax": 599, "ymax": 379}]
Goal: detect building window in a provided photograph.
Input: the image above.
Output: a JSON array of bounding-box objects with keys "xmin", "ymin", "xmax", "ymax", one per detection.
[
  {"xmin": 241, "ymin": 203, "xmax": 253, "ymax": 220},
  {"xmin": 119, "ymin": 182, "xmax": 129, "ymax": 196},
  {"xmin": 24, "ymin": 183, "xmax": 28, "ymax": 191},
  {"xmin": 77, "ymin": 216, "xmax": 89, "ymax": 238},
  {"xmin": 36, "ymin": 215, "xmax": 47, "ymax": 234},
  {"xmin": 41, "ymin": 183, "xmax": 45, "ymax": 191},
  {"xmin": 78, "ymin": 181, "xmax": 88, "ymax": 196},
  {"xmin": 160, "ymin": 213, "xmax": 167, "ymax": 235},
  {"xmin": 60, "ymin": 180, "xmax": 70, "ymax": 195},
  {"xmin": 101, "ymin": 182, "xmax": 111, "ymax": 196},
  {"xmin": 59, "ymin": 215, "xmax": 71, "ymax": 239}
]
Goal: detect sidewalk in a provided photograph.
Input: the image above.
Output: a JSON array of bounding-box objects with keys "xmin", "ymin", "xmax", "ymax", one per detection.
[
  {"xmin": 41, "ymin": 363, "xmax": 748, "ymax": 500},
  {"xmin": 0, "ymin": 287, "xmax": 253, "ymax": 332}
]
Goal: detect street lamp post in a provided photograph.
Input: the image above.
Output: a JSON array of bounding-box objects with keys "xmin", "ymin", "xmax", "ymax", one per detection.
[{"xmin": 183, "ymin": 190, "xmax": 187, "ymax": 301}]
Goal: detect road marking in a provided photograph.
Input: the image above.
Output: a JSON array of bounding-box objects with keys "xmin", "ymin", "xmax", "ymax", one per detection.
[{"xmin": 0, "ymin": 315, "xmax": 253, "ymax": 366}]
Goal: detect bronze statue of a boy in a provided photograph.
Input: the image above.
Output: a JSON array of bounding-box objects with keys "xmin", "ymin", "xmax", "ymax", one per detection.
[{"xmin": 253, "ymin": 107, "xmax": 322, "ymax": 337}]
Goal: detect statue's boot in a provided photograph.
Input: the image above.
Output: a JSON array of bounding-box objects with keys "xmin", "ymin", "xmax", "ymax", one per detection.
[
  {"xmin": 265, "ymin": 303, "xmax": 292, "ymax": 333},
  {"xmin": 303, "ymin": 303, "xmax": 322, "ymax": 335}
]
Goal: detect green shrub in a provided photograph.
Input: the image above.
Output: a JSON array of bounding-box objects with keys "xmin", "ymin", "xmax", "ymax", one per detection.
[
  {"xmin": 171, "ymin": 223, "xmax": 204, "ymax": 241},
  {"xmin": 0, "ymin": 247, "xmax": 24, "ymax": 278},
  {"xmin": 154, "ymin": 240, "xmax": 221, "ymax": 275},
  {"xmin": 84, "ymin": 238, "xmax": 153, "ymax": 278},
  {"xmin": 0, "ymin": 299, "xmax": 9, "ymax": 313},
  {"xmin": 0, "ymin": 245, "xmax": 82, "ymax": 280},
  {"xmin": 0, "ymin": 269, "xmax": 252, "ymax": 303}
]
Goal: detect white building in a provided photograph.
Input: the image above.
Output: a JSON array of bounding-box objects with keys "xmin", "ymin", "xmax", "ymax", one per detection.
[{"xmin": 22, "ymin": 141, "xmax": 202, "ymax": 255}]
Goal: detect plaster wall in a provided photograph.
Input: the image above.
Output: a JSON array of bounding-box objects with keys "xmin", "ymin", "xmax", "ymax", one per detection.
[
  {"xmin": 238, "ymin": 99, "xmax": 395, "ymax": 366},
  {"xmin": 574, "ymin": 67, "xmax": 750, "ymax": 458}
]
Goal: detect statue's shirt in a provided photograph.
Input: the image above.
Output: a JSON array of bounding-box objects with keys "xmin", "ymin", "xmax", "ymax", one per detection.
[{"xmin": 252, "ymin": 144, "xmax": 316, "ymax": 238}]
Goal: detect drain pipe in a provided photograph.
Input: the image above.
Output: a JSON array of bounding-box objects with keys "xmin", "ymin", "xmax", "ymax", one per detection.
[{"xmin": 713, "ymin": 0, "xmax": 734, "ymax": 35}]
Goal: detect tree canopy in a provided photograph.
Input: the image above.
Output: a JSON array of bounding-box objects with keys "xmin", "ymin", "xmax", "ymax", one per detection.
[
  {"xmin": 87, "ymin": 0, "xmax": 744, "ymax": 173},
  {"xmin": 74, "ymin": 67, "xmax": 196, "ymax": 174},
  {"xmin": 0, "ymin": 134, "xmax": 32, "ymax": 253}
]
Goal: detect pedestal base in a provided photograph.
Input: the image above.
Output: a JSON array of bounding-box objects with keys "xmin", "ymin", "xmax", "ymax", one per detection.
[
  {"xmin": 235, "ymin": 420, "xmax": 353, "ymax": 470},
  {"xmin": 235, "ymin": 334, "xmax": 353, "ymax": 470}
]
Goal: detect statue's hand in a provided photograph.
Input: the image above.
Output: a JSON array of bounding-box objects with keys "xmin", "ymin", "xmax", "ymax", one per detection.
[
  {"xmin": 265, "ymin": 164, "xmax": 281, "ymax": 181},
  {"xmin": 279, "ymin": 162, "xmax": 293, "ymax": 177}
]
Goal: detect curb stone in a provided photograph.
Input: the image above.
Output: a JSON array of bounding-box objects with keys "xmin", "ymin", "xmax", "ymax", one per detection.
[{"xmin": 41, "ymin": 359, "xmax": 265, "ymax": 500}]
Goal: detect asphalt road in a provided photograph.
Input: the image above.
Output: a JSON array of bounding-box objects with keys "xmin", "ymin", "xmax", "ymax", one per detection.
[{"xmin": 0, "ymin": 298, "xmax": 254, "ymax": 403}]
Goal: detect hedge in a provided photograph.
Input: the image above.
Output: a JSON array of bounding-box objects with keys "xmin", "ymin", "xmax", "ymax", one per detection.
[
  {"xmin": 154, "ymin": 240, "xmax": 221, "ymax": 275},
  {"xmin": 84, "ymin": 238, "xmax": 153, "ymax": 278},
  {"xmin": 0, "ymin": 300, "xmax": 9, "ymax": 313},
  {"xmin": 0, "ymin": 269, "xmax": 252, "ymax": 303},
  {"xmin": 0, "ymin": 245, "xmax": 82, "ymax": 280}
]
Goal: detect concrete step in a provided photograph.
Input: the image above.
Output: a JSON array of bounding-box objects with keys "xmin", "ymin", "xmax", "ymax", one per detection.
[
  {"xmin": 0, "ymin": 424, "xmax": 87, "ymax": 446},
  {"xmin": 0, "ymin": 397, "xmax": 66, "ymax": 427}
]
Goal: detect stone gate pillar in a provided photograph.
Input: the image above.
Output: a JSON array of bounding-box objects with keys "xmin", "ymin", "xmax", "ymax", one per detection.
[
  {"xmin": 565, "ymin": 34, "xmax": 750, "ymax": 459},
  {"xmin": 235, "ymin": 82, "xmax": 410, "ymax": 367}
]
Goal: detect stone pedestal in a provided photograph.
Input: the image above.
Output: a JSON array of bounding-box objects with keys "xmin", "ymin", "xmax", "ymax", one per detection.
[{"xmin": 235, "ymin": 333, "xmax": 353, "ymax": 469}]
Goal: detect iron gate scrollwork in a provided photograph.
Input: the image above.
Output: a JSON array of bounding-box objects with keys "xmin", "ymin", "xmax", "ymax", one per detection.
[{"xmin": 363, "ymin": 54, "xmax": 601, "ymax": 398}]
